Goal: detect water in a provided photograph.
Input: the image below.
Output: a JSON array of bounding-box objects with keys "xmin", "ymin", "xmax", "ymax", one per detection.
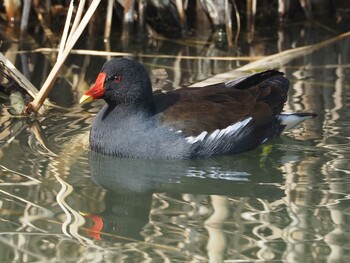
[{"xmin": 1, "ymin": 21, "xmax": 350, "ymax": 262}]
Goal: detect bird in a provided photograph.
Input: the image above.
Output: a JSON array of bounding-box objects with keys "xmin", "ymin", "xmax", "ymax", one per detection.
[{"xmin": 79, "ymin": 58, "xmax": 316, "ymax": 159}]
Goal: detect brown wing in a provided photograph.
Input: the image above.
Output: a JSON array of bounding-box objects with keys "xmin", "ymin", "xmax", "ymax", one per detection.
[{"xmin": 154, "ymin": 70, "xmax": 289, "ymax": 136}]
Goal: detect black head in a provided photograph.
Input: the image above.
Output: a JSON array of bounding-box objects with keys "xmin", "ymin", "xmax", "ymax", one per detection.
[{"xmin": 80, "ymin": 58, "xmax": 154, "ymax": 111}]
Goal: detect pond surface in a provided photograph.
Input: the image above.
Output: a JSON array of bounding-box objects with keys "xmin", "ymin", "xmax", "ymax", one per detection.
[{"xmin": 1, "ymin": 20, "xmax": 350, "ymax": 262}]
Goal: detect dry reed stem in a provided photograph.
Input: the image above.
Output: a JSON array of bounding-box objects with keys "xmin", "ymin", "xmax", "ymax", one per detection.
[
  {"xmin": 225, "ymin": 0, "xmax": 233, "ymax": 47},
  {"xmin": 26, "ymin": 0, "xmax": 102, "ymax": 114},
  {"xmin": 232, "ymin": 0, "xmax": 240, "ymax": 46},
  {"xmin": 67, "ymin": 0, "xmax": 86, "ymax": 44},
  {"xmin": 175, "ymin": 0, "xmax": 186, "ymax": 31},
  {"xmin": 104, "ymin": 0, "xmax": 114, "ymax": 39},
  {"xmin": 58, "ymin": 0, "xmax": 74, "ymax": 61},
  {"xmin": 14, "ymin": 48, "xmax": 263, "ymax": 61},
  {"xmin": 0, "ymin": 52, "xmax": 39, "ymax": 99},
  {"xmin": 190, "ymin": 30, "xmax": 350, "ymax": 87},
  {"xmin": 20, "ymin": 0, "xmax": 31, "ymax": 32},
  {"xmin": 237, "ymin": 31, "xmax": 350, "ymax": 71},
  {"xmin": 32, "ymin": 4, "xmax": 56, "ymax": 45}
]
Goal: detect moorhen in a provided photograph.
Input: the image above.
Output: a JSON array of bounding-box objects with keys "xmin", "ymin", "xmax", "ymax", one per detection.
[{"xmin": 80, "ymin": 58, "xmax": 316, "ymax": 159}]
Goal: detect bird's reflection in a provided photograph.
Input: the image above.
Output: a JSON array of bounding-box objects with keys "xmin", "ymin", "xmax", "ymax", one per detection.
[
  {"xmin": 85, "ymin": 147, "xmax": 288, "ymax": 243},
  {"xmin": 89, "ymin": 148, "xmax": 289, "ymax": 195}
]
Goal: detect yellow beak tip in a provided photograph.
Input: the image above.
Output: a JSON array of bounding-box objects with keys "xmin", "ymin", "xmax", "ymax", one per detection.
[{"xmin": 79, "ymin": 94, "xmax": 94, "ymax": 104}]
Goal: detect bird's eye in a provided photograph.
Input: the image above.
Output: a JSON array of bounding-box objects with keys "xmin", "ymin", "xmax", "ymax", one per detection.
[{"xmin": 114, "ymin": 76, "xmax": 121, "ymax": 83}]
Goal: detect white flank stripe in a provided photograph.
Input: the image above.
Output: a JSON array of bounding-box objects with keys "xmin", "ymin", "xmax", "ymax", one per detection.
[
  {"xmin": 208, "ymin": 129, "xmax": 220, "ymax": 141},
  {"xmin": 185, "ymin": 117, "xmax": 252, "ymax": 144},
  {"xmin": 218, "ymin": 117, "xmax": 252, "ymax": 138},
  {"xmin": 186, "ymin": 131, "xmax": 208, "ymax": 144}
]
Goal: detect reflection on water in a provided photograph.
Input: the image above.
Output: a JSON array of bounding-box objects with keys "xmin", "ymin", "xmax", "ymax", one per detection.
[{"xmin": 1, "ymin": 21, "xmax": 350, "ymax": 262}]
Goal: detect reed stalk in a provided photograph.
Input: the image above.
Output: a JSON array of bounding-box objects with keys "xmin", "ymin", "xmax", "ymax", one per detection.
[
  {"xmin": 20, "ymin": 0, "xmax": 31, "ymax": 32},
  {"xmin": 104, "ymin": 0, "xmax": 114, "ymax": 39},
  {"xmin": 175, "ymin": 0, "xmax": 186, "ymax": 31},
  {"xmin": 26, "ymin": 0, "xmax": 102, "ymax": 114},
  {"xmin": 12, "ymin": 48, "xmax": 263, "ymax": 61},
  {"xmin": 237, "ymin": 30, "xmax": 350, "ymax": 71},
  {"xmin": 32, "ymin": 3, "xmax": 56, "ymax": 45},
  {"xmin": 231, "ymin": 0, "xmax": 240, "ymax": 46},
  {"xmin": 0, "ymin": 52, "xmax": 39, "ymax": 99},
  {"xmin": 67, "ymin": 0, "xmax": 86, "ymax": 44},
  {"xmin": 58, "ymin": 0, "xmax": 74, "ymax": 61},
  {"xmin": 190, "ymin": 30, "xmax": 350, "ymax": 87},
  {"xmin": 225, "ymin": 0, "xmax": 233, "ymax": 46}
]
